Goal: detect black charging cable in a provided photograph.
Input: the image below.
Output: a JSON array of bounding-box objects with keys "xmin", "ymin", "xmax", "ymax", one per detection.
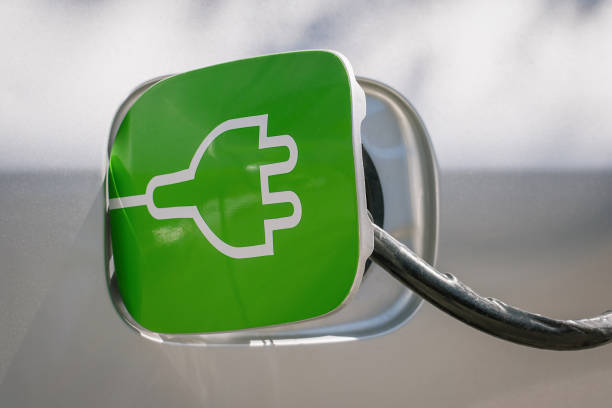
[{"xmin": 370, "ymin": 222, "xmax": 612, "ymax": 350}]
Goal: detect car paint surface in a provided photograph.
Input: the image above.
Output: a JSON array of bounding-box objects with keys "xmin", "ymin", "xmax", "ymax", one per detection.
[{"xmin": 1, "ymin": 1, "xmax": 612, "ymax": 406}]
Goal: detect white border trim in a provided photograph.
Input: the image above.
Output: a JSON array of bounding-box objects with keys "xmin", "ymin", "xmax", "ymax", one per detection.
[{"xmin": 326, "ymin": 50, "xmax": 374, "ymax": 311}]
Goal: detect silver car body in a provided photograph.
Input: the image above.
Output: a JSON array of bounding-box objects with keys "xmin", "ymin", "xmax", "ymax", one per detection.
[{"xmin": 1, "ymin": 1, "xmax": 611, "ymax": 406}]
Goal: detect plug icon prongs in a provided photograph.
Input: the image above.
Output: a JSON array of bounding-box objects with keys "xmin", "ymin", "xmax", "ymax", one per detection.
[{"xmin": 109, "ymin": 114, "xmax": 302, "ymax": 258}]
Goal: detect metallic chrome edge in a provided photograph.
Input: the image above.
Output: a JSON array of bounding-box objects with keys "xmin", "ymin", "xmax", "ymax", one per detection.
[
  {"xmin": 357, "ymin": 77, "xmax": 439, "ymax": 267},
  {"xmin": 104, "ymin": 73, "xmax": 440, "ymax": 346}
]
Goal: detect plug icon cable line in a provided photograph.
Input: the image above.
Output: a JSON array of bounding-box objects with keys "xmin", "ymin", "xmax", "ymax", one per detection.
[{"xmin": 108, "ymin": 114, "xmax": 302, "ymax": 259}]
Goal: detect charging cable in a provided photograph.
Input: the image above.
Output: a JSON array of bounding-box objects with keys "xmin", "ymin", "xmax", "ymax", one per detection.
[{"xmin": 371, "ymin": 222, "xmax": 612, "ymax": 350}]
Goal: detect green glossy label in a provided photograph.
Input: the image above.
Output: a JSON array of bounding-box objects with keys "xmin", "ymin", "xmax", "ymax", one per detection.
[{"xmin": 108, "ymin": 51, "xmax": 370, "ymax": 333}]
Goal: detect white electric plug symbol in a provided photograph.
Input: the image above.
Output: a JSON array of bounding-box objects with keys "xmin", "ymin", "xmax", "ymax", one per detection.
[{"xmin": 108, "ymin": 114, "xmax": 302, "ymax": 258}]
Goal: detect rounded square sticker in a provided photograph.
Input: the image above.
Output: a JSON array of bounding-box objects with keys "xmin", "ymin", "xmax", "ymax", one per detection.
[{"xmin": 108, "ymin": 50, "xmax": 372, "ymax": 333}]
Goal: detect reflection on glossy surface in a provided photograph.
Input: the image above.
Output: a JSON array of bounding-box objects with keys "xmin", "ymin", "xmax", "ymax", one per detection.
[{"xmin": 153, "ymin": 225, "xmax": 187, "ymax": 245}]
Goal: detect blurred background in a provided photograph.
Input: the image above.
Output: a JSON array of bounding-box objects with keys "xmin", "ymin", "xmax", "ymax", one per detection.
[{"xmin": 2, "ymin": 0, "xmax": 612, "ymax": 170}]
